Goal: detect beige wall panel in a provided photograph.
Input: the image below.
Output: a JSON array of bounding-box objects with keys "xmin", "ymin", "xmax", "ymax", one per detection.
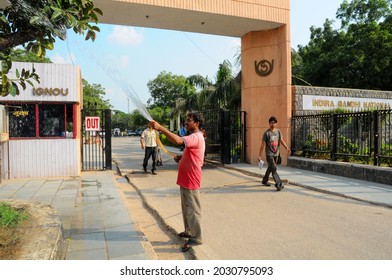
[{"xmin": 9, "ymin": 140, "xmax": 80, "ymax": 178}]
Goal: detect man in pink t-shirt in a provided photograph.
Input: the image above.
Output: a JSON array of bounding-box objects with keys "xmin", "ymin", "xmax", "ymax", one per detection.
[{"xmin": 149, "ymin": 112, "xmax": 205, "ymax": 252}]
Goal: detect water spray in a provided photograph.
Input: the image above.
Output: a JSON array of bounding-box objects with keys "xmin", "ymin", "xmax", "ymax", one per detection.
[{"xmin": 79, "ymin": 43, "xmax": 176, "ymax": 157}]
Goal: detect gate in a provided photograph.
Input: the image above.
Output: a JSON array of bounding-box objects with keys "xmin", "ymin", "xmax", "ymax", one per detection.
[
  {"xmin": 81, "ymin": 108, "xmax": 112, "ymax": 170},
  {"xmin": 200, "ymin": 109, "xmax": 247, "ymax": 164}
]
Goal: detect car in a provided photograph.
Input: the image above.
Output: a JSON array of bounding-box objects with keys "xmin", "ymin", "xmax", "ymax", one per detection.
[{"xmin": 127, "ymin": 130, "xmax": 137, "ymax": 136}]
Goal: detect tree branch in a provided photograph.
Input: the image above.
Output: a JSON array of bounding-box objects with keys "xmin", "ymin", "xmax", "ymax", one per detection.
[{"xmin": 0, "ymin": 30, "xmax": 42, "ymax": 51}]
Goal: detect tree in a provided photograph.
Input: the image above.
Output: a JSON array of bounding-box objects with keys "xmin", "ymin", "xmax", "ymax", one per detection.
[
  {"xmin": 82, "ymin": 79, "xmax": 112, "ymax": 109},
  {"xmin": 187, "ymin": 60, "xmax": 241, "ymax": 111},
  {"xmin": 112, "ymin": 111, "xmax": 133, "ymax": 132},
  {"xmin": 1, "ymin": 0, "xmax": 102, "ymax": 96},
  {"xmin": 211, "ymin": 60, "xmax": 241, "ymax": 110},
  {"xmin": 297, "ymin": 0, "xmax": 392, "ymax": 90},
  {"xmin": 1, "ymin": 48, "xmax": 52, "ymax": 96},
  {"xmin": 291, "ymin": 48, "xmax": 312, "ymax": 86},
  {"xmin": 147, "ymin": 71, "xmax": 196, "ymax": 108},
  {"xmin": 149, "ymin": 106, "xmax": 171, "ymax": 125},
  {"xmin": 129, "ymin": 110, "xmax": 147, "ymax": 128},
  {"xmin": 10, "ymin": 48, "xmax": 51, "ymax": 63}
]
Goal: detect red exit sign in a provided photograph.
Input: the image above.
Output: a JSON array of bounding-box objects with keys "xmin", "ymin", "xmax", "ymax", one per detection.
[{"xmin": 85, "ymin": 116, "xmax": 100, "ymax": 131}]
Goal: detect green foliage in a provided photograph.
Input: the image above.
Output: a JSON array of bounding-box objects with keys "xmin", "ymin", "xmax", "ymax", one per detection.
[
  {"xmin": 204, "ymin": 60, "xmax": 241, "ymax": 110},
  {"xmin": 297, "ymin": 0, "xmax": 392, "ymax": 90},
  {"xmin": 303, "ymin": 134, "xmax": 317, "ymax": 151},
  {"xmin": 159, "ymin": 132, "xmax": 176, "ymax": 147},
  {"xmin": 10, "ymin": 49, "xmax": 51, "ymax": 63},
  {"xmin": 0, "ymin": 202, "xmax": 29, "ymax": 228},
  {"xmin": 231, "ymin": 144, "xmax": 242, "ymax": 161},
  {"xmin": 149, "ymin": 106, "xmax": 171, "ymax": 125},
  {"xmin": 147, "ymin": 71, "xmax": 196, "ymax": 108},
  {"xmin": 1, "ymin": 60, "xmax": 40, "ymax": 96},
  {"xmin": 1, "ymin": 0, "xmax": 102, "ymax": 97},
  {"xmin": 176, "ymin": 60, "xmax": 241, "ymax": 113},
  {"xmin": 337, "ymin": 135, "xmax": 359, "ymax": 154},
  {"xmin": 111, "ymin": 110, "xmax": 134, "ymax": 132},
  {"xmin": 82, "ymin": 79, "xmax": 111, "ymax": 109},
  {"xmin": 129, "ymin": 110, "xmax": 148, "ymax": 128}
]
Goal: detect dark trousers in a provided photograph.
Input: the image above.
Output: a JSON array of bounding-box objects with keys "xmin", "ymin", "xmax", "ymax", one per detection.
[
  {"xmin": 143, "ymin": 146, "xmax": 157, "ymax": 171},
  {"xmin": 262, "ymin": 155, "xmax": 281, "ymax": 184}
]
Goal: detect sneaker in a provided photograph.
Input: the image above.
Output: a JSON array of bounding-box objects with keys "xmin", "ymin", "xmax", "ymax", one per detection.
[
  {"xmin": 262, "ymin": 181, "xmax": 271, "ymax": 186},
  {"xmin": 151, "ymin": 170, "xmax": 157, "ymax": 175},
  {"xmin": 143, "ymin": 167, "xmax": 147, "ymax": 173},
  {"xmin": 275, "ymin": 183, "xmax": 284, "ymax": 191}
]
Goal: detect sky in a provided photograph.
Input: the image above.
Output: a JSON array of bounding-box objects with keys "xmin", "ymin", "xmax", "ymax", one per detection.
[{"xmin": 47, "ymin": 0, "xmax": 344, "ymax": 114}]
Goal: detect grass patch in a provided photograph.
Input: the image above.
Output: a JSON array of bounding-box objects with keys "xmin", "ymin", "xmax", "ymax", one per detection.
[{"xmin": 0, "ymin": 202, "xmax": 29, "ymax": 228}]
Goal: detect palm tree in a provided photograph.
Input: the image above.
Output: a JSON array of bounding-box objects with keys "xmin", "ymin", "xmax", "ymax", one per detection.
[
  {"xmin": 291, "ymin": 48, "xmax": 312, "ymax": 86},
  {"xmin": 207, "ymin": 60, "xmax": 241, "ymax": 110},
  {"xmin": 174, "ymin": 60, "xmax": 241, "ymax": 115}
]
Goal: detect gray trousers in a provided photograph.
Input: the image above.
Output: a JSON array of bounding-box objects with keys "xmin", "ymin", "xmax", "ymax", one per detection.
[
  {"xmin": 262, "ymin": 154, "xmax": 281, "ymax": 184},
  {"xmin": 180, "ymin": 187, "xmax": 202, "ymax": 244}
]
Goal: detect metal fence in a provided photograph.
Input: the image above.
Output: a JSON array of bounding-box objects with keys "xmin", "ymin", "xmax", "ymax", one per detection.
[
  {"xmin": 291, "ymin": 109, "xmax": 392, "ymax": 166},
  {"xmin": 199, "ymin": 109, "xmax": 247, "ymax": 164},
  {"xmin": 81, "ymin": 108, "xmax": 112, "ymax": 170}
]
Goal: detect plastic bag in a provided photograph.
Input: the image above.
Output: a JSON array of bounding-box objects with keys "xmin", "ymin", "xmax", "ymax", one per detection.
[{"xmin": 258, "ymin": 159, "xmax": 264, "ymax": 169}]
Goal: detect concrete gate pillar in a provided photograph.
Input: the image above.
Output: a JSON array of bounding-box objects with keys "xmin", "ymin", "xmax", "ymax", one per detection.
[{"xmin": 241, "ymin": 26, "xmax": 292, "ymax": 165}]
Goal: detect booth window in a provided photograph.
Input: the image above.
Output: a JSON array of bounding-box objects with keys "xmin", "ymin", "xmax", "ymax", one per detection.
[
  {"xmin": 8, "ymin": 103, "xmax": 75, "ymax": 139},
  {"xmin": 39, "ymin": 104, "xmax": 65, "ymax": 137},
  {"xmin": 9, "ymin": 104, "xmax": 36, "ymax": 137}
]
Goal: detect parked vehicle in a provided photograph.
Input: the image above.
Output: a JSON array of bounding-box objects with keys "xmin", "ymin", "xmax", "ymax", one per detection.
[{"xmin": 127, "ymin": 130, "xmax": 137, "ymax": 136}]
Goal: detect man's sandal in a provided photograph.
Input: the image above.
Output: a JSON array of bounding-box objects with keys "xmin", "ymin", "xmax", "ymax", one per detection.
[
  {"xmin": 181, "ymin": 239, "xmax": 201, "ymax": 252},
  {"xmin": 178, "ymin": 232, "xmax": 192, "ymax": 238}
]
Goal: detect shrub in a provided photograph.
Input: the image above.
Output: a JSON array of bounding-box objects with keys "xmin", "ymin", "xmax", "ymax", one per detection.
[{"xmin": 0, "ymin": 202, "xmax": 29, "ymax": 228}]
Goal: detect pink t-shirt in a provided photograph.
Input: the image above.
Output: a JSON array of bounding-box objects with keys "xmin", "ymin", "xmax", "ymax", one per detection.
[{"xmin": 177, "ymin": 131, "xmax": 205, "ymax": 190}]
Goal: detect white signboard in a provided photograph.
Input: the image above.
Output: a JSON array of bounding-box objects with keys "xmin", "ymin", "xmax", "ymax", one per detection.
[
  {"xmin": 3, "ymin": 62, "xmax": 81, "ymax": 103},
  {"xmin": 303, "ymin": 95, "xmax": 392, "ymax": 110},
  {"xmin": 85, "ymin": 116, "xmax": 100, "ymax": 131}
]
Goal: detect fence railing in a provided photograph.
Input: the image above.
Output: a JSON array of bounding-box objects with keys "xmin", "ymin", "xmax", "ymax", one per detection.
[
  {"xmin": 291, "ymin": 109, "xmax": 392, "ymax": 167},
  {"xmin": 199, "ymin": 109, "xmax": 246, "ymax": 164}
]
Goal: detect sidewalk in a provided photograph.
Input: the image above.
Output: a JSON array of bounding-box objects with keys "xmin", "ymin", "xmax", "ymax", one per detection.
[
  {"xmin": 226, "ymin": 162, "xmax": 392, "ymax": 208},
  {"xmin": 0, "ymin": 170, "xmax": 155, "ymax": 260}
]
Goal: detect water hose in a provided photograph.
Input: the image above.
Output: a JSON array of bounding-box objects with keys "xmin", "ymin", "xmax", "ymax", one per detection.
[{"xmin": 156, "ymin": 130, "xmax": 176, "ymax": 157}]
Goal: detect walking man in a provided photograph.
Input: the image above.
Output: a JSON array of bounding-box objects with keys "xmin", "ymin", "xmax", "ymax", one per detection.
[
  {"xmin": 258, "ymin": 116, "xmax": 291, "ymax": 191},
  {"xmin": 149, "ymin": 112, "xmax": 205, "ymax": 252},
  {"xmin": 140, "ymin": 123, "xmax": 158, "ymax": 175}
]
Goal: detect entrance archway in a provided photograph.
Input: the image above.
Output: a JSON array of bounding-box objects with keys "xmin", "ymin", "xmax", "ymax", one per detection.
[{"xmin": 94, "ymin": 0, "xmax": 291, "ymax": 164}]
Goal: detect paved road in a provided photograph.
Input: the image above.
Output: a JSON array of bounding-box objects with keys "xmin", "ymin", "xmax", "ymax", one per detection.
[{"xmin": 112, "ymin": 136, "xmax": 392, "ymax": 260}]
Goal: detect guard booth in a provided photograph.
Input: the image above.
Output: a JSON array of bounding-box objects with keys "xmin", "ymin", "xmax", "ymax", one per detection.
[{"xmin": 0, "ymin": 62, "xmax": 82, "ymax": 178}]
